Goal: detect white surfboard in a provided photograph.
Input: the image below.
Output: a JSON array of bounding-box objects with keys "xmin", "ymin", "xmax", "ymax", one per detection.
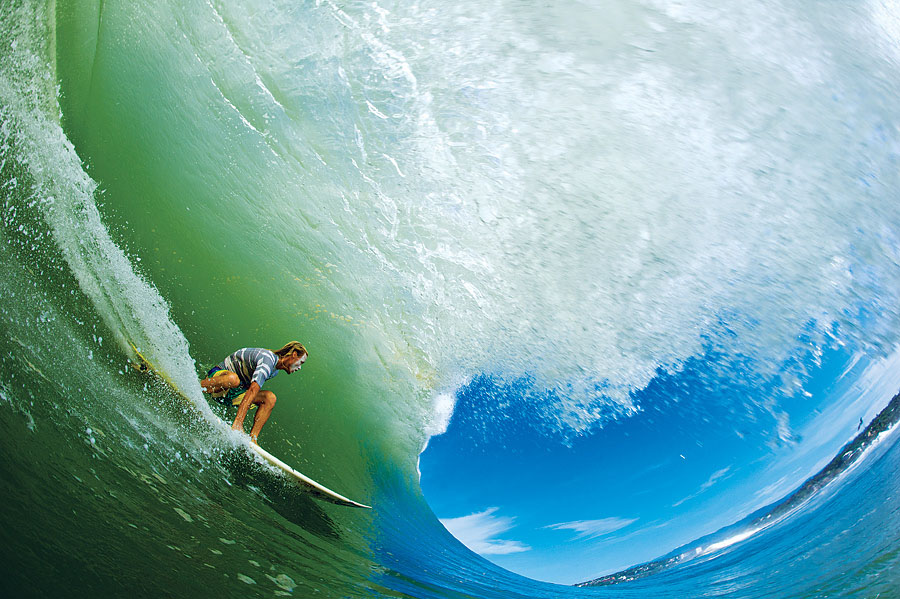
[
  {"xmin": 128, "ymin": 343, "xmax": 371, "ymax": 509},
  {"xmin": 247, "ymin": 442, "xmax": 371, "ymax": 508}
]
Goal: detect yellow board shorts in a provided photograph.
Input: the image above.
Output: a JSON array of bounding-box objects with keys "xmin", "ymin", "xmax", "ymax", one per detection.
[{"xmin": 207, "ymin": 369, "xmax": 254, "ymax": 409}]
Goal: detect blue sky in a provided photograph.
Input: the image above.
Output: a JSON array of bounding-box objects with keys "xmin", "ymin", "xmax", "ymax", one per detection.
[{"xmin": 419, "ymin": 344, "xmax": 900, "ymax": 585}]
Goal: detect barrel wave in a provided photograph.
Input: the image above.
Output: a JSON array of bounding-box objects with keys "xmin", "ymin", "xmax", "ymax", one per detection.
[{"xmin": 2, "ymin": 0, "xmax": 900, "ymax": 597}]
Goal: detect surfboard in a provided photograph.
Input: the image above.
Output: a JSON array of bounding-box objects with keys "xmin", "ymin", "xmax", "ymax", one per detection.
[
  {"xmin": 127, "ymin": 343, "xmax": 371, "ymax": 509},
  {"xmin": 247, "ymin": 440, "xmax": 371, "ymax": 508}
]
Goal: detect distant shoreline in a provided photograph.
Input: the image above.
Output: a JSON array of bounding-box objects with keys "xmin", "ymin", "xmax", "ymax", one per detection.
[{"xmin": 578, "ymin": 389, "xmax": 900, "ymax": 587}]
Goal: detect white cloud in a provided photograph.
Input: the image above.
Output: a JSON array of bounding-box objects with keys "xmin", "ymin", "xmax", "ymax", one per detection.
[
  {"xmin": 673, "ymin": 466, "xmax": 733, "ymax": 508},
  {"xmin": 440, "ymin": 508, "xmax": 531, "ymax": 555},
  {"xmin": 545, "ymin": 517, "xmax": 637, "ymax": 540}
]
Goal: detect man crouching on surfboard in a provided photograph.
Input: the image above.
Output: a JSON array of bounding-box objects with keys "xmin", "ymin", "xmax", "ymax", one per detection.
[{"xmin": 200, "ymin": 342, "xmax": 308, "ymax": 444}]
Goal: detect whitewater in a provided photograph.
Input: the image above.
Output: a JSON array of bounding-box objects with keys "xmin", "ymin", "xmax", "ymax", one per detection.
[{"xmin": 2, "ymin": 0, "xmax": 900, "ymax": 596}]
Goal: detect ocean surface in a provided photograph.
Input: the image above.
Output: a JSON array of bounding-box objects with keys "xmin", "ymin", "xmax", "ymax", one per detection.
[{"xmin": 2, "ymin": 0, "xmax": 900, "ymax": 596}]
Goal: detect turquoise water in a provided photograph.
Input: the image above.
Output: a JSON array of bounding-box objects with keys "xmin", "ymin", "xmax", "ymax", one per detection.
[{"xmin": 2, "ymin": 0, "xmax": 900, "ymax": 596}]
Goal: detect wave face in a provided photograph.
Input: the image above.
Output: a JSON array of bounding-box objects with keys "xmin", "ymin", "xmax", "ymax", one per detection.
[{"xmin": 2, "ymin": 0, "xmax": 900, "ymax": 596}]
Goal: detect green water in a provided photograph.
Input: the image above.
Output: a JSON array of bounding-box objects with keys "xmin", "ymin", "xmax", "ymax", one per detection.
[
  {"xmin": 53, "ymin": 0, "xmax": 432, "ymax": 479},
  {"xmin": 0, "ymin": 1, "xmax": 421, "ymax": 595}
]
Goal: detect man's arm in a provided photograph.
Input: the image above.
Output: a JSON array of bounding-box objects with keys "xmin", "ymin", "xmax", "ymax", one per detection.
[{"xmin": 232, "ymin": 381, "xmax": 261, "ymax": 431}]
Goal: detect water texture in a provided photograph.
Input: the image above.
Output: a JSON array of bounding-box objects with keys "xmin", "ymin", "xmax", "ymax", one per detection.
[{"xmin": 2, "ymin": 0, "xmax": 900, "ymax": 596}]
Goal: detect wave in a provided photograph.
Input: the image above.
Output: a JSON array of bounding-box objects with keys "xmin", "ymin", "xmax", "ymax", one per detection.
[
  {"xmin": 50, "ymin": 0, "xmax": 900, "ymax": 445},
  {"xmin": 2, "ymin": 0, "xmax": 900, "ymax": 596}
]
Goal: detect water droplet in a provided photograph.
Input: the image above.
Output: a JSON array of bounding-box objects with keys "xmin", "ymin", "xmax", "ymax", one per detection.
[{"xmin": 173, "ymin": 508, "xmax": 193, "ymax": 522}]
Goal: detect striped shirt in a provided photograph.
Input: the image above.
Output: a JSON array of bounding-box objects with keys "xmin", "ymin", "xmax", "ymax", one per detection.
[{"xmin": 216, "ymin": 348, "xmax": 279, "ymax": 390}]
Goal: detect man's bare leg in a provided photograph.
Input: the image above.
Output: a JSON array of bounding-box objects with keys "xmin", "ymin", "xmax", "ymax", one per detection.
[
  {"xmin": 248, "ymin": 391, "xmax": 277, "ymax": 443},
  {"xmin": 201, "ymin": 371, "xmax": 240, "ymax": 394}
]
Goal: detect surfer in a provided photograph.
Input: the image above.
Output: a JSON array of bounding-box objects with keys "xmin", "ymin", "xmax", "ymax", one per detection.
[{"xmin": 200, "ymin": 342, "xmax": 308, "ymax": 443}]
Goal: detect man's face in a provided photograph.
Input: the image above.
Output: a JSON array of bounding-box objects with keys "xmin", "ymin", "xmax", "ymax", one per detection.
[{"xmin": 286, "ymin": 352, "xmax": 306, "ymax": 374}]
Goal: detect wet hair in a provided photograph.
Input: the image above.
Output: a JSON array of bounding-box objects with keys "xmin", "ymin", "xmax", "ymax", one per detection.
[{"xmin": 273, "ymin": 341, "xmax": 308, "ymax": 359}]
